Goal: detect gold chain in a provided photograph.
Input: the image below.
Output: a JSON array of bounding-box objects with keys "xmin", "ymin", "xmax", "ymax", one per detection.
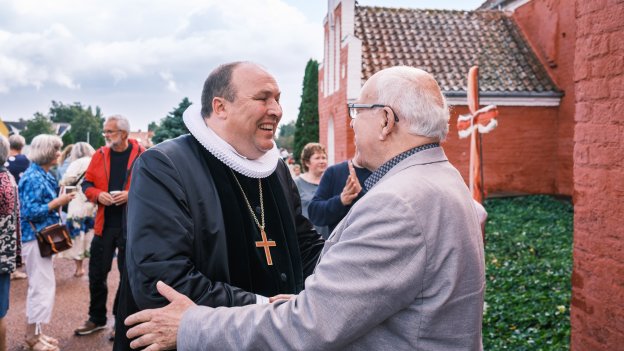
[{"xmin": 230, "ymin": 171, "xmax": 265, "ymax": 231}]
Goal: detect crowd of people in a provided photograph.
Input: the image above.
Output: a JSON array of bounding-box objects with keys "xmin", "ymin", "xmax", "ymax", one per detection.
[{"xmin": 0, "ymin": 61, "xmax": 488, "ymax": 351}]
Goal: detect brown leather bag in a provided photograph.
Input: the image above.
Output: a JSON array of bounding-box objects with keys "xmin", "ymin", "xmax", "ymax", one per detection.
[
  {"xmin": 30, "ymin": 208, "xmax": 72, "ymax": 257},
  {"xmin": 35, "ymin": 223, "xmax": 73, "ymax": 257}
]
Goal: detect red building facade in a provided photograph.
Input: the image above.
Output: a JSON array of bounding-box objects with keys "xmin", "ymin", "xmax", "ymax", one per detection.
[
  {"xmin": 319, "ymin": 0, "xmax": 624, "ymax": 349},
  {"xmin": 318, "ymin": 0, "xmax": 568, "ymax": 196}
]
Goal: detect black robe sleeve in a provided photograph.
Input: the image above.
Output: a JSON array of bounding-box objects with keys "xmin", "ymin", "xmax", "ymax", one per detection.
[
  {"xmin": 276, "ymin": 160, "xmax": 325, "ymax": 278},
  {"xmin": 126, "ymin": 147, "xmax": 256, "ymax": 309}
]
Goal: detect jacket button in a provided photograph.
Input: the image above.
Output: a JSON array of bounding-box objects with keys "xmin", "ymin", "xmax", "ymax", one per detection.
[{"xmin": 280, "ymin": 273, "xmax": 287, "ymax": 282}]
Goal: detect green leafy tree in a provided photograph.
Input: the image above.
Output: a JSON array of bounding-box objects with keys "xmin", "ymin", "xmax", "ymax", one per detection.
[
  {"xmin": 49, "ymin": 101, "xmax": 105, "ymax": 148},
  {"xmin": 22, "ymin": 113, "xmax": 55, "ymax": 143},
  {"xmin": 293, "ymin": 59, "xmax": 320, "ymax": 164},
  {"xmin": 275, "ymin": 120, "xmax": 295, "ymax": 151},
  {"xmin": 62, "ymin": 132, "xmax": 75, "ymax": 146},
  {"xmin": 152, "ymin": 97, "xmax": 192, "ymax": 144}
]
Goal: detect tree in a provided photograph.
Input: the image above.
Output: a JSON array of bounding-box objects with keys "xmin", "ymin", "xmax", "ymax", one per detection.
[
  {"xmin": 152, "ymin": 97, "xmax": 192, "ymax": 144},
  {"xmin": 275, "ymin": 120, "xmax": 295, "ymax": 151},
  {"xmin": 21, "ymin": 113, "xmax": 55, "ymax": 143},
  {"xmin": 49, "ymin": 101, "xmax": 105, "ymax": 148},
  {"xmin": 293, "ymin": 59, "xmax": 320, "ymax": 164},
  {"xmin": 147, "ymin": 121, "xmax": 158, "ymax": 132}
]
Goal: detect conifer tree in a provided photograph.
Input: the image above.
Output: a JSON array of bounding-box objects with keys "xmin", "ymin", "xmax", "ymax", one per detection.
[
  {"xmin": 293, "ymin": 59, "xmax": 320, "ymax": 164},
  {"xmin": 151, "ymin": 97, "xmax": 192, "ymax": 144}
]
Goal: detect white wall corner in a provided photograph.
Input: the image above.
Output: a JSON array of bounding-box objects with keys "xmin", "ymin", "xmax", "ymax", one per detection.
[
  {"xmin": 341, "ymin": 0, "xmax": 355, "ymax": 38},
  {"xmin": 346, "ymin": 38, "xmax": 362, "ymax": 101}
]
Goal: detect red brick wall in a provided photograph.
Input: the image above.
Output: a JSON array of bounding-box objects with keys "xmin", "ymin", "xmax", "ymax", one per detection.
[
  {"xmin": 513, "ymin": 0, "xmax": 576, "ymax": 196},
  {"xmin": 571, "ymin": 0, "xmax": 624, "ymax": 349},
  {"xmin": 444, "ymin": 105, "xmax": 559, "ymax": 195}
]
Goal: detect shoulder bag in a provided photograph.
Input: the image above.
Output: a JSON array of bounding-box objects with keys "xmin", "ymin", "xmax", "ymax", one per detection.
[{"xmin": 30, "ymin": 207, "xmax": 72, "ymax": 257}]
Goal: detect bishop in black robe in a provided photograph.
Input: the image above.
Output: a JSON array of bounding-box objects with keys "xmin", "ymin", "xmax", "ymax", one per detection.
[{"xmin": 114, "ymin": 134, "xmax": 325, "ymax": 350}]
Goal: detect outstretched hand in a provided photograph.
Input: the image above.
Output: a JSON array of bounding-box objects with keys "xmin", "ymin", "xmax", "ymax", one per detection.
[{"xmin": 125, "ymin": 281, "xmax": 196, "ymax": 351}]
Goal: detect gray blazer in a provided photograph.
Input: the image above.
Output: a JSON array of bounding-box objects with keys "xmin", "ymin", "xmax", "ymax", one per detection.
[{"xmin": 179, "ymin": 147, "xmax": 485, "ymax": 350}]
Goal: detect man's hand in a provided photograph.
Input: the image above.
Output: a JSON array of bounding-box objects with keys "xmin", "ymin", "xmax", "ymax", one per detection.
[
  {"xmin": 269, "ymin": 294, "xmax": 294, "ymax": 303},
  {"xmin": 98, "ymin": 192, "xmax": 115, "ymax": 206},
  {"xmin": 125, "ymin": 281, "xmax": 196, "ymax": 351},
  {"xmin": 112, "ymin": 190, "xmax": 129, "ymax": 205},
  {"xmin": 340, "ymin": 161, "xmax": 362, "ymax": 205}
]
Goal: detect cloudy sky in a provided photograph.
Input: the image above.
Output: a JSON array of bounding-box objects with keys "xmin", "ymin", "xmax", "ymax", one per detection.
[{"xmin": 0, "ymin": 0, "xmax": 483, "ymax": 130}]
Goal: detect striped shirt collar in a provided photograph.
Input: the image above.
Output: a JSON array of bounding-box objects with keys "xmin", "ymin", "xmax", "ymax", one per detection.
[{"xmin": 364, "ymin": 142, "xmax": 440, "ymax": 191}]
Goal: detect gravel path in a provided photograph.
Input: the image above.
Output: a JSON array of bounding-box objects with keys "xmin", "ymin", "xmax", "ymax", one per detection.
[{"xmin": 6, "ymin": 257, "xmax": 120, "ymax": 351}]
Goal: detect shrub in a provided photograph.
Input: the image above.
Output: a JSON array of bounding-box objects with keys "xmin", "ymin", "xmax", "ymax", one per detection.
[{"xmin": 483, "ymin": 195, "xmax": 573, "ymax": 350}]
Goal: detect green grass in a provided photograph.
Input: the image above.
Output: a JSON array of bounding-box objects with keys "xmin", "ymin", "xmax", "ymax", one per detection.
[{"xmin": 483, "ymin": 195, "xmax": 573, "ymax": 350}]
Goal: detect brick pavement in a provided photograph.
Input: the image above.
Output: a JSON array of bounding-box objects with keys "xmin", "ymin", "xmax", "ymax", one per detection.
[{"xmin": 6, "ymin": 257, "xmax": 120, "ymax": 351}]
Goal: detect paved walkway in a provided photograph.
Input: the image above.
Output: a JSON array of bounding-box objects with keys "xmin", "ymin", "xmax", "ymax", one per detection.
[{"xmin": 6, "ymin": 257, "xmax": 120, "ymax": 351}]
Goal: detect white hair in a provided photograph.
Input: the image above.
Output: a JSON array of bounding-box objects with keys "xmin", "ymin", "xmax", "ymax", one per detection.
[
  {"xmin": 70, "ymin": 142, "xmax": 95, "ymax": 161},
  {"xmin": 375, "ymin": 66, "xmax": 450, "ymax": 141},
  {"xmin": 28, "ymin": 134, "xmax": 63, "ymax": 165},
  {"xmin": 0, "ymin": 136, "xmax": 9, "ymax": 164},
  {"xmin": 105, "ymin": 115, "xmax": 131, "ymax": 133}
]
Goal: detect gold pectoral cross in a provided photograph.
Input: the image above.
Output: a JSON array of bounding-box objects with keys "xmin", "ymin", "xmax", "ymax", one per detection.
[{"xmin": 255, "ymin": 228, "xmax": 277, "ymax": 266}]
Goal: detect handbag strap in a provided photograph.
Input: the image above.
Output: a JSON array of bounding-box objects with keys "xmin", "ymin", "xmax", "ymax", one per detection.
[
  {"xmin": 29, "ymin": 205, "xmax": 63, "ymax": 233},
  {"xmin": 72, "ymin": 171, "xmax": 86, "ymax": 187}
]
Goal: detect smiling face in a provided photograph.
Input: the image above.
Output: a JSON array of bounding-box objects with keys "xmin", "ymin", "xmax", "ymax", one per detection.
[{"xmin": 219, "ymin": 64, "xmax": 282, "ymax": 159}]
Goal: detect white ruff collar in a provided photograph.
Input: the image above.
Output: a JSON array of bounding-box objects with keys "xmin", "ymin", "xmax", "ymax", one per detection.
[{"xmin": 183, "ymin": 103, "xmax": 279, "ymax": 178}]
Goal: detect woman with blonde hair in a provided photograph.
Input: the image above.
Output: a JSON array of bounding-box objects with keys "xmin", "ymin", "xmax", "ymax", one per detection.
[
  {"xmin": 59, "ymin": 142, "xmax": 97, "ymax": 277},
  {"xmin": 19, "ymin": 135, "xmax": 75, "ymax": 351},
  {"xmin": 55, "ymin": 143, "xmax": 73, "ymax": 181},
  {"xmin": 294, "ymin": 143, "xmax": 329, "ymax": 238}
]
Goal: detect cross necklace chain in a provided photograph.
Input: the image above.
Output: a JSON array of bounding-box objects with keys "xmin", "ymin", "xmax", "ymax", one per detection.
[{"xmin": 231, "ymin": 171, "xmax": 277, "ymax": 266}]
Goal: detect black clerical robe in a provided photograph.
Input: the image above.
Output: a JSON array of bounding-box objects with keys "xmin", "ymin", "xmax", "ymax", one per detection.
[{"xmin": 114, "ymin": 134, "xmax": 324, "ymax": 350}]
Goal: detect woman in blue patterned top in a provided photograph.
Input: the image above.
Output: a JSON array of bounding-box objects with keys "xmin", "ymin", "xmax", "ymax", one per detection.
[{"xmin": 19, "ymin": 135, "xmax": 74, "ymax": 351}]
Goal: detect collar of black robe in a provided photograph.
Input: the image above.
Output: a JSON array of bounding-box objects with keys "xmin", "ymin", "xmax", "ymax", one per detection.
[
  {"xmin": 183, "ymin": 103, "xmax": 280, "ymax": 178},
  {"xmin": 201, "ymin": 149, "xmax": 304, "ymax": 297}
]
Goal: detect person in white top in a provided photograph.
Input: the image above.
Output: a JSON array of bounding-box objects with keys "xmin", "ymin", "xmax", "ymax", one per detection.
[{"xmin": 59, "ymin": 142, "xmax": 97, "ymax": 277}]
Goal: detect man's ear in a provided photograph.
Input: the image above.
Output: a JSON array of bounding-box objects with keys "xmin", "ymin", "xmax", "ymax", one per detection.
[
  {"xmin": 379, "ymin": 107, "xmax": 396, "ymax": 140},
  {"xmin": 212, "ymin": 97, "xmax": 227, "ymax": 119}
]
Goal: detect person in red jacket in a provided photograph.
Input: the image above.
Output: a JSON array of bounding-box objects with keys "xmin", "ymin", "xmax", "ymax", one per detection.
[{"xmin": 74, "ymin": 115, "xmax": 144, "ymax": 339}]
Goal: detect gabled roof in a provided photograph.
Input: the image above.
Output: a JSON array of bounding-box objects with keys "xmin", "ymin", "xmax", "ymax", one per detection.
[
  {"xmin": 3, "ymin": 121, "xmax": 28, "ymax": 134},
  {"xmin": 355, "ymin": 6, "xmax": 561, "ymax": 97}
]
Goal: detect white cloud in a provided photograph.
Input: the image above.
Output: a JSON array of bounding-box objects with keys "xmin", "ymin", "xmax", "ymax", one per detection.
[{"xmin": 0, "ymin": 0, "xmax": 323, "ymax": 127}]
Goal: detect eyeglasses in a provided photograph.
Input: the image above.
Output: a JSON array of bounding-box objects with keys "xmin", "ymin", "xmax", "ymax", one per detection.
[
  {"xmin": 102, "ymin": 130, "xmax": 121, "ymax": 136},
  {"xmin": 347, "ymin": 103, "xmax": 400, "ymax": 122}
]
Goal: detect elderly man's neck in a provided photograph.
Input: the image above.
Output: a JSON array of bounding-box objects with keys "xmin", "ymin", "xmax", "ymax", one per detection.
[
  {"xmin": 379, "ymin": 136, "xmax": 439, "ymax": 167},
  {"xmin": 9, "ymin": 149, "xmax": 20, "ymax": 156},
  {"xmin": 111, "ymin": 140, "xmax": 130, "ymax": 152}
]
